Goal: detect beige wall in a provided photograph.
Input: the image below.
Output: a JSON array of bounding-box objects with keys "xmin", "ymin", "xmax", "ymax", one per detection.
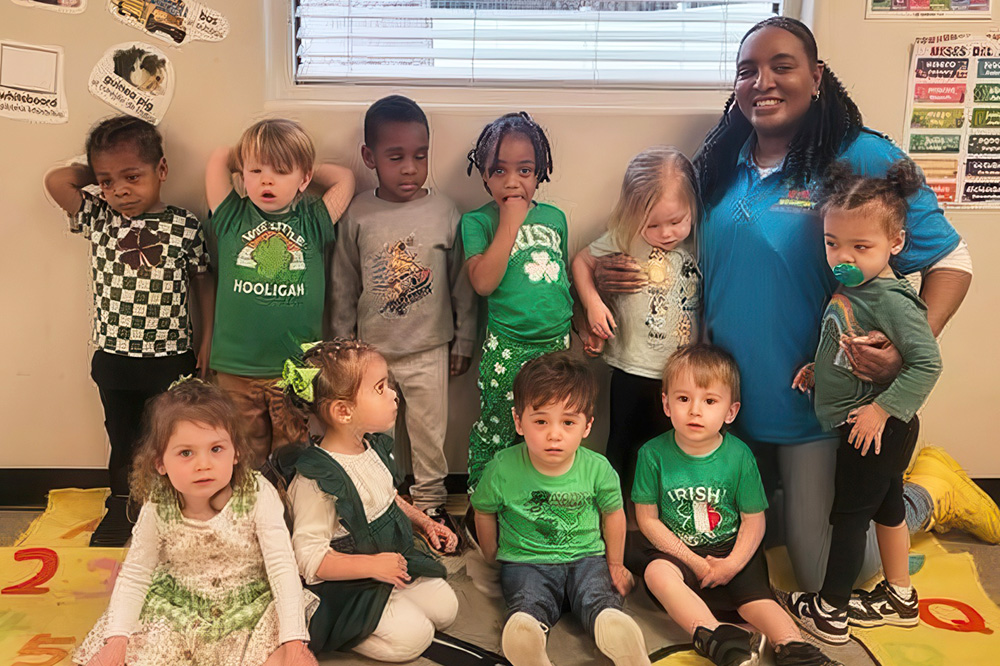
[{"xmin": 1, "ymin": 1, "xmax": 995, "ymax": 476}]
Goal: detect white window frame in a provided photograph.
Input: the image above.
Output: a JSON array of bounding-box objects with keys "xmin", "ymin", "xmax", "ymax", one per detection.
[{"xmin": 264, "ymin": 0, "xmax": 810, "ymax": 113}]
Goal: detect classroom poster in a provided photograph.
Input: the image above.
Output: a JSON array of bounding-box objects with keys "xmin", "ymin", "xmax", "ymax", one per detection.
[
  {"xmin": 904, "ymin": 33, "xmax": 1000, "ymax": 206},
  {"xmin": 89, "ymin": 42, "xmax": 174, "ymax": 124},
  {"xmin": 0, "ymin": 40, "xmax": 67, "ymax": 123},
  {"xmin": 867, "ymin": 0, "xmax": 992, "ymax": 20},
  {"xmin": 106, "ymin": 0, "xmax": 229, "ymax": 47},
  {"xmin": 10, "ymin": 0, "xmax": 87, "ymax": 14}
]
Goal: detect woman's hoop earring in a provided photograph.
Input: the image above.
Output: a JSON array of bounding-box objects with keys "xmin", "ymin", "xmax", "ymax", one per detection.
[{"xmin": 812, "ymin": 89, "xmax": 821, "ymax": 102}]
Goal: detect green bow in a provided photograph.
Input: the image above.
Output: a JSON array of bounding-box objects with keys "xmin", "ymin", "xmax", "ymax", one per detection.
[
  {"xmin": 278, "ymin": 359, "xmax": 320, "ymax": 403},
  {"xmin": 168, "ymin": 374, "xmax": 197, "ymax": 391}
]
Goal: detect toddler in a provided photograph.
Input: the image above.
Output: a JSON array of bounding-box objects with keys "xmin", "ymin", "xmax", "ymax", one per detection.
[
  {"xmin": 472, "ymin": 351, "xmax": 650, "ymax": 666},
  {"xmin": 204, "ymin": 118, "xmax": 355, "ymax": 466},
  {"xmin": 782, "ymin": 159, "xmax": 942, "ymax": 645},
  {"xmin": 284, "ymin": 339, "xmax": 459, "ymax": 662},
  {"xmin": 74, "ymin": 379, "xmax": 317, "ymax": 666},
  {"xmin": 462, "ymin": 112, "xmax": 572, "ymax": 493},
  {"xmin": 331, "ymin": 96, "xmax": 476, "ymax": 524},
  {"xmin": 573, "ymin": 145, "xmax": 701, "ymax": 496},
  {"xmin": 630, "ymin": 344, "xmax": 840, "ymax": 666},
  {"xmin": 44, "ymin": 116, "xmax": 212, "ymax": 546}
]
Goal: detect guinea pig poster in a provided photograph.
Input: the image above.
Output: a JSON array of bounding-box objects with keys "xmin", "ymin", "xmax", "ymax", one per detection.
[{"xmin": 89, "ymin": 42, "xmax": 174, "ymax": 125}]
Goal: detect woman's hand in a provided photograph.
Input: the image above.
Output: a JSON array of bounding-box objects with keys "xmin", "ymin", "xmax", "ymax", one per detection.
[
  {"xmin": 420, "ymin": 518, "xmax": 459, "ymax": 554},
  {"xmin": 593, "ymin": 254, "xmax": 647, "ymax": 294},
  {"xmin": 841, "ymin": 331, "xmax": 902, "ymax": 384},
  {"xmin": 791, "ymin": 363, "xmax": 815, "ymax": 393},
  {"xmin": 582, "ymin": 331, "xmax": 605, "ymax": 358},
  {"xmin": 369, "ymin": 552, "xmax": 411, "ymax": 589},
  {"xmin": 587, "ymin": 301, "xmax": 617, "ymax": 340},
  {"xmin": 85, "ymin": 636, "xmax": 127, "ymax": 666},
  {"xmin": 847, "ymin": 403, "xmax": 890, "ymax": 456}
]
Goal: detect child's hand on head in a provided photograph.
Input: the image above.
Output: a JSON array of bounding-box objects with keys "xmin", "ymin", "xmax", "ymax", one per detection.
[
  {"xmin": 608, "ymin": 562, "xmax": 634, "ymax": 596},
  {"xmin": 587, "ymin": 301, "xmax": 617, "ymax": 340},
  {"xmin": 370, "ymin": 552, "xmax": 411, "ymax": 589},
  {"xmin": 847, "ymin": 403, "xmax": 889, "ymax": 456},
  {"xmin": 85, "ymin": 636, "xmax": 127, "ymax": 666},
  {"xmin": 791, "ymin": 363, "xmax": 815, "ymax": 393}
]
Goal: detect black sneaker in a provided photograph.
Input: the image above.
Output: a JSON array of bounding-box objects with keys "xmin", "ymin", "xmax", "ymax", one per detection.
[
  {"xmin": 89, "ymin": 495, "xmax": 134, "ymax": 547},
  {"xmin": 774, "ymin": 641, "xmax": 843, "ymax": 666},
  {"xmin": 776, "ymin": 590, "xmax": 849, "ymax": 645},
  {"xmin": 692, "ymin": 624, "xmax": 762, "ymax": 666},
  {"xmin": 848, "ymin": 580, "xmax": 919, "ymax": 628}
]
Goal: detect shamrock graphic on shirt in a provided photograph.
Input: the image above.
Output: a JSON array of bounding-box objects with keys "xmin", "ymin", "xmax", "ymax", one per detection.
[
  {"xmin": 117, "ymin": 226, "xmax": 163, "ymax": 271},
  {"xmin": 524, "ymin": 251, "xmax": 560, "ymax": 283}
]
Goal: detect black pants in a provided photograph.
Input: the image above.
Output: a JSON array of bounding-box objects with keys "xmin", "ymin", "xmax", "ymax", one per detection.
[
  {"xmin": 820, "ymin": 414, "xmax": 919, "ymax": 608},
  {"xmin": 90, "ymin": 350, "xmax": 196, "ymax": 496},
  {"xmin": 605, "ymin": 369, "xmax": 671, "ymax": 501}
]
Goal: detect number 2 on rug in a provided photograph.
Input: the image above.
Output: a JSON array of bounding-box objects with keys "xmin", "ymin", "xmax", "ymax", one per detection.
[{"xmin": 2, "ymin": 547, "xmax": 59, "ymax": 595}]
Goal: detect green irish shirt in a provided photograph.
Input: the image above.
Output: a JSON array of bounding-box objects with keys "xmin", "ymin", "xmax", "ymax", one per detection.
[
  {"xmin": 813, "ymin": 277, "xmax": 942, "ymax": 430},
  {"xmin": 632, "ymin": 431, "xmax": 768, "ymax": 548},
  {"xmin": 471, "ymin": 444, "xmax": 622, "ymax": 564},
  {"xmin": 205, "ymin": 190, "xmax": 335, "ymax": 377},
  {"xmin": 461, "ymin": 201, "xmax": 572, "ymax": 343}
]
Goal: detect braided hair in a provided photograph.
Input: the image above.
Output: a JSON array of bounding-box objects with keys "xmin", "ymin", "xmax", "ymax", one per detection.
[
  {"xmin": 86, "ymin": 115, "xmax": 163, "ymax": 168},
  {"xmin": 820, "ymin": 158, "xmax": 924, "ymax": 237},
  {"xmin": 283, "ymin": 338, "xmax": 381, "ymax": 426},
  {"xmin": 467, "ymin": 111, "xmax": 554, "ymax": 194},
  {"xmin": 695, "ymin": 17, "xmax": 865, "ymax": 205}
]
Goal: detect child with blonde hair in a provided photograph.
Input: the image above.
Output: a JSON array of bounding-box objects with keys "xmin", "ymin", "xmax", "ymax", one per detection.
[
  {"xmin": 205, "ymin": 119, "xmax": 355, "ymax": 466},
  {"xmin": 282, "ymin": 339, "xmax": 459, "ymax": 662},
  {"xmin": 572, "ymin": 146, "xmax": 701, "ymax": 496},
  {"xmin": 74, "ymin": 379, "xmax": 317, "ymax": 666}
]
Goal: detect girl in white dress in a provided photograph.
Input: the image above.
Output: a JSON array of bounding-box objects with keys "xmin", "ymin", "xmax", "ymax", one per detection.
[{"xmin": 75, "ymin": 379, "xmax": 318, "ymax": 666}]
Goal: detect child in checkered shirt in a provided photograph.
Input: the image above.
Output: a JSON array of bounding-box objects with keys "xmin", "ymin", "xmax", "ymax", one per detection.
[
  {"xmin": 44, "ymin": 116, "xmax": 214, "ymax": 547},
  {"xmin": 204, "ymin": 119, "xmax": 355, "ymax": 468}
]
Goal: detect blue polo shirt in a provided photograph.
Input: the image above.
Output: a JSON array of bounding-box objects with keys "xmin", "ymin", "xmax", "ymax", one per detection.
[{"xmin": 700, "ymin": 129, "xmax": 959, "ymax": 445}]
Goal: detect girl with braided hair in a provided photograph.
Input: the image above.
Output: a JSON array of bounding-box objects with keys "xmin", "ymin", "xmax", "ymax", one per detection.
[
  {"xmin": 281, "ymin": 339, "xmax": 459, "ymax": 661},
  {"xmin": 461, "ymin": 112, "xmax": 572, "ymax": 494},
  {"xmin": 593, "ymin": 17, "xmax": 988, "ymax": 598}
]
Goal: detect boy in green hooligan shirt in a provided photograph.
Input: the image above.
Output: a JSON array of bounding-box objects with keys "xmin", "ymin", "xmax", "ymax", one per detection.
[
  {"xmin": 629, "ymin": 344, "xmax": 841, "ymax": 666},
  {"xmin": 204, "ymin": 119, "xmax": 355, "ymax": 466},
  {"xmin": 472, "ymin": 352, "xmax": 649, "ymax": 666}
]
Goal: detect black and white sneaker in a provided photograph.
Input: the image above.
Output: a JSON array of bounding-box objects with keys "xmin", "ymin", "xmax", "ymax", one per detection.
[
  {"xmin": 776, "ymin": 590, "xmax": 849, "ymax": 645},
  {"xmin": 422, "ymin": 505, "xmax": 466, "ymax": 554},
  {"xmin": 774, "ymin": 641, "xmax": 843, "ymax": 666},
  {"xmin": 848, "ymin": 580, "xmax": 919, "ymax": 628},
  {"xmin": 692, "ymin": 623, "xmax": 762, "ymax": 666}
]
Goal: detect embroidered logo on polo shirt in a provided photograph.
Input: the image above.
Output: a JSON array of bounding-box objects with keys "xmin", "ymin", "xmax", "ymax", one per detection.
[{"xmin": 772, "ymin": 188, "xmax": 817, "ymax": 211}]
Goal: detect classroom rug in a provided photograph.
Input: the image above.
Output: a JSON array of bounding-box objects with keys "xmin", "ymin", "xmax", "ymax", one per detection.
[{"xmin": 14, "ymin": 487, "xmax": 108, "ymax": 547}]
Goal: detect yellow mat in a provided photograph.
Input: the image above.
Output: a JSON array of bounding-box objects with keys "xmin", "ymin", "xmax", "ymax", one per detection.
[
  {"xmin": 15, "ymin": 487, "xmax": 109, "ymax": 548},
  {"xmin": 2, "ymin": 488, "xmax": 121, "ymax": 665}
]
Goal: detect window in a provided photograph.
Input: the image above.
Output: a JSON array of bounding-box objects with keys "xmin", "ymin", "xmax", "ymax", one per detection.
[{"xmin": 293, "ymin": 1, "xmax": 785, "ymax": 89}]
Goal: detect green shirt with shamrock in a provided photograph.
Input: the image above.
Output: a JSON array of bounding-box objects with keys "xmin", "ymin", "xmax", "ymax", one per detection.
[{"xmin": 461, "ymin": 201, "xmax": 572, "ymax": 343}]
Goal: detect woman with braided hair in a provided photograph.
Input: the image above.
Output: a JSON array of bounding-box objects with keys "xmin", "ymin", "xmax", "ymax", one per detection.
[{"xmin": 595, "ymin": 18, "xmax": 994, "ymax": 598}]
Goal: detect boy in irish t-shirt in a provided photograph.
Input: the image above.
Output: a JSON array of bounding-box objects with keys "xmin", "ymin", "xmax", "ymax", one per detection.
[{"xmin": 628, "ymin": 344, "xmax": 841, "ymax": 666}]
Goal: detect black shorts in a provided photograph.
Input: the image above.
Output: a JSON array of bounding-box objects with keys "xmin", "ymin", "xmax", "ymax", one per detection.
[
  {"xmin": 831, "ymin": 415, "xmax": 919, "ymax": 528},
  {"xmin": 625, "ymin": 530, "xmax": 774, "ymax": 613}
]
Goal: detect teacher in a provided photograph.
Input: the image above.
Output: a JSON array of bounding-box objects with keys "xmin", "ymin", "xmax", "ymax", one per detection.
[{"xmin": 598, "ymin": 17, "xmax": 993, "ymax": 592}]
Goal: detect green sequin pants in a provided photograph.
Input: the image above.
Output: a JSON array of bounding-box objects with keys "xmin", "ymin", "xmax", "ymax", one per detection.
[{"xmin": 467, "ymin": 327, "xmax": 569, "ymax": 492}]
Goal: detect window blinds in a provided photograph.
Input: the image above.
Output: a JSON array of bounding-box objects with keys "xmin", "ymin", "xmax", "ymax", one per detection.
[{"xmin": 294, "ymin": 1, "xmax": 784, "ymax": 88}]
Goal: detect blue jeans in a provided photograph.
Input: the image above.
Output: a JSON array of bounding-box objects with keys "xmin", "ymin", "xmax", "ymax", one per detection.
[{"xmin": 500, "ymin": 555, "xmax": 622, "ymax": 636}]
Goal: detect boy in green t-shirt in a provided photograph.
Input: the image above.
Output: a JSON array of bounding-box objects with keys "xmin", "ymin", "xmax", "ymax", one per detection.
[
  {"xmin": 630, "ymin": 345, "xmax": 840, "ymax": 666},
  {"xmin": 472, "ymin": 352, "xmax": 649, "ymax": 666}
]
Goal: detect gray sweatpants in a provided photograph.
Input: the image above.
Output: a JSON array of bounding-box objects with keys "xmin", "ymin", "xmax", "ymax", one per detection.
[
  {"xmin": 768, "ymin": 437, "xmax": 882, "ymax": 592},
  {"xmin": 385, "ymin": 344, "xmax": 450, "ymax": 510}
]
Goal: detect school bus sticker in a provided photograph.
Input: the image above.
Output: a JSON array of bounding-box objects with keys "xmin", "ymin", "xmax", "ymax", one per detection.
[{"xmin": 106, "ymin": 0, "xmax": 229, "ymax": 47}]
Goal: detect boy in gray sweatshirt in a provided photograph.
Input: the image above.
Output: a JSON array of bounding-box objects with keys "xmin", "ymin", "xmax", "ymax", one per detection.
[{"xmin": 331, "ymin": 95, "xmax": 477, "ymax": 523}]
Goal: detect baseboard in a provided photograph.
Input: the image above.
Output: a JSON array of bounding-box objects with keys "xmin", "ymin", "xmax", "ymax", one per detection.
[{"xmin": 2, "ymin": 469, "xmax": 997, "ymax": 510}]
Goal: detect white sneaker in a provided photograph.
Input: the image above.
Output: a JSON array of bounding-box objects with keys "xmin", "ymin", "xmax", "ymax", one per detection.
[
  {"xmin": 501, "ymin": 612, "xmax": 552, "ymax": 666},
  {"xmin": 594, "ymin": 608, "xmax": 651, "ymax": 666}
]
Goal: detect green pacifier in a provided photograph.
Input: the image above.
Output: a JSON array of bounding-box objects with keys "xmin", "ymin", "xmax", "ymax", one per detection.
[{"xmin": 833, "ymin": 263, "xmax": 865, "ymax": 287}]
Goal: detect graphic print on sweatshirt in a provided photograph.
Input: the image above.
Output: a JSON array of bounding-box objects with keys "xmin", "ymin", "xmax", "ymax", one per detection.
[
  {"xmin": 514, "ymin": 224, "xmax": 563, "ymax": 284},
  {"xmin": 524, "ymin": 489, "xmax": 592, "ymax": 547},
  {"xmin": 820, "ymin": 293, "xmax": 865, "ymax": 371},
  {"xmin": 666, "ymin": 484, "xmax": 735, "ymax": 547},
  {"xmin": 232, "ymin": 220, "xmax": 308, "ymax": 299},
  {"xmin": 366, "ymin": 235, "xmax": 433, "ymax": 318},
  {"xmin": 644, "ymin": 248, "xmax": 699, "ymax": 351}
]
